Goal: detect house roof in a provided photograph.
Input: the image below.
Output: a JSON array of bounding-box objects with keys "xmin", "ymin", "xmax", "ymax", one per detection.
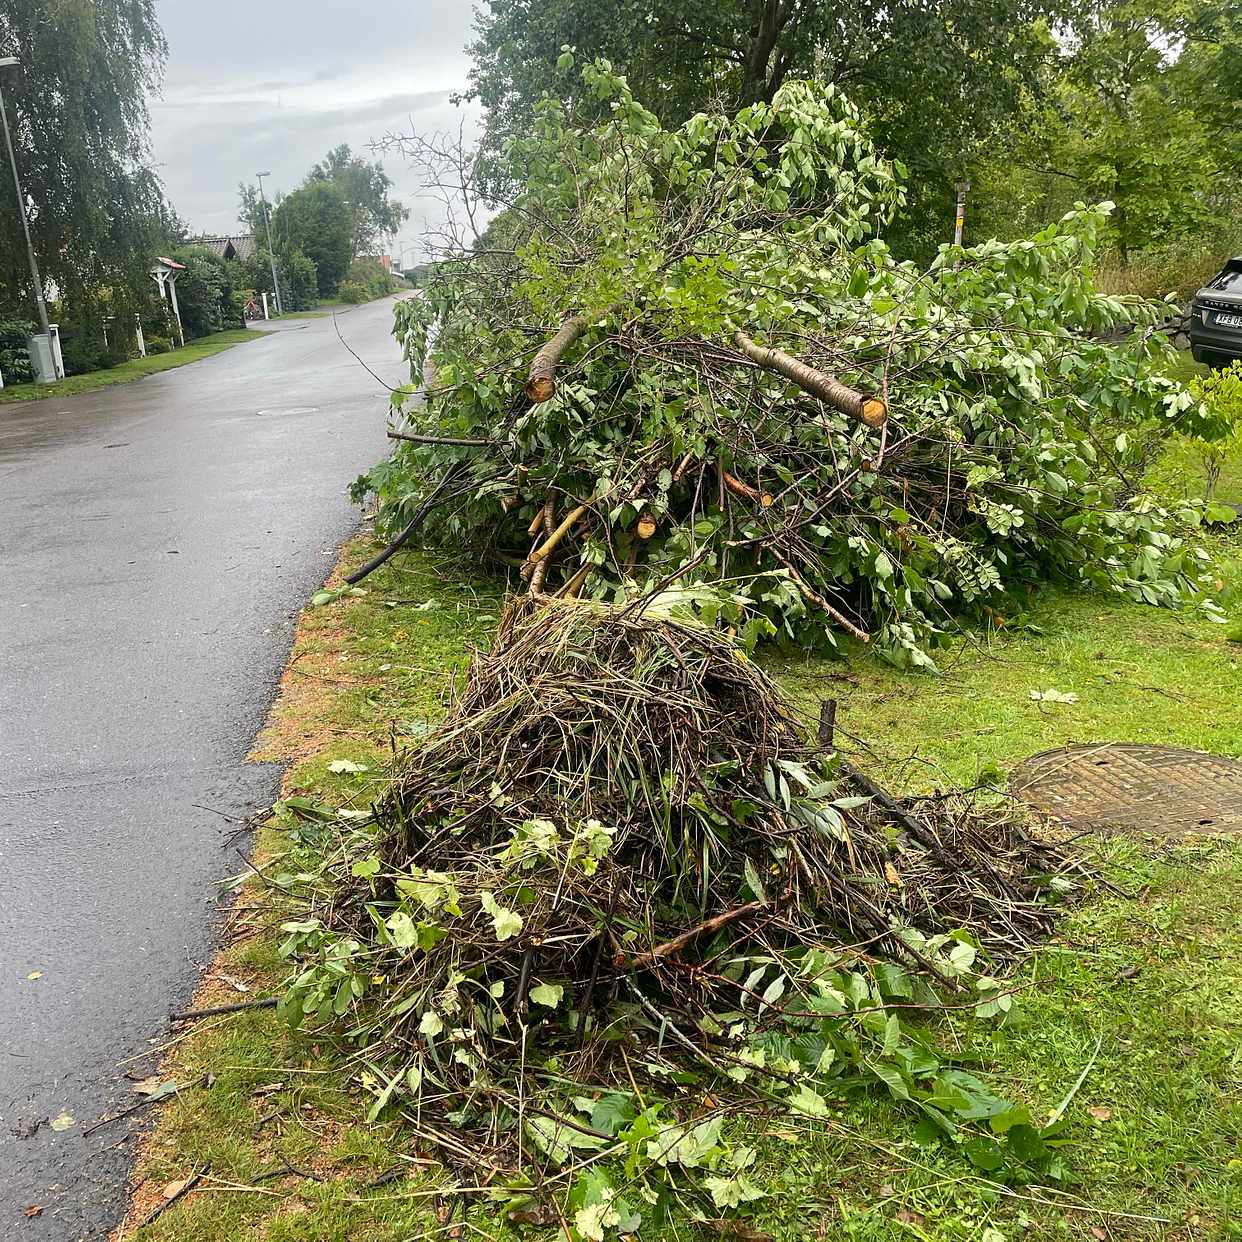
[
  {"xmin": 154, "ymin": 256, "xmax": 187, "ymax": 270},
  {"xmin": 200, "ymin": 235, "xmax": 256, "ymax": 261}
]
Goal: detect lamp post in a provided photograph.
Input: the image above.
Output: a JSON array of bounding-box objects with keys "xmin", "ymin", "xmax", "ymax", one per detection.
[
  {"xmin": 0, "ymin": 57, "xmax": 53, "ymax": 344},
  {"xmin": 255, "ymin": 170, "xmax": 283, "ymax": 316}
]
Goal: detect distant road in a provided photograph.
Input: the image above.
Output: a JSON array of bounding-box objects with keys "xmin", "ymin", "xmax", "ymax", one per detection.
[{"xmin": 0, "ymin": 297, "xmax": 408, "ymax": 1237}]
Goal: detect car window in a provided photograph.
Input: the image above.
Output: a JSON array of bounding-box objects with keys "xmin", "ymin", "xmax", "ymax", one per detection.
[{"xmin": 1206, "ymin": 266, "xmax": 1242, "ymax": 293}]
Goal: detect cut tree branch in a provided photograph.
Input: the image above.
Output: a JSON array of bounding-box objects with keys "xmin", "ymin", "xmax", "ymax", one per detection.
[
  {"xmin": 732, "ymin": 328, "xmax": 887, "ymax": 428},
  {"xmin": 526, "ymin": 314, "xmax": 589, "ymax": 402},
  {"xmin": 620, "ymin": 901, "xmax": 768, "ymax": 969},
  {"xmin": 388, "ymin": 430, "xmax": 490, "ymax": 447}
]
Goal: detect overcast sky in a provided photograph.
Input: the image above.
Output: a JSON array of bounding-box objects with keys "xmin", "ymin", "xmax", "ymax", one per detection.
[{"xmin": 150, "ymin": 0, "xmax": 482, "ymax": 261}]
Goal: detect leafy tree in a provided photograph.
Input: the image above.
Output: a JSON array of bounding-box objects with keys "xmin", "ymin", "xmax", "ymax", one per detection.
[
  {"xmin": 463, "ymin": 0, "xmax": 1066, "ymax": 257},
  {"xmin": 271, "ymin": 181, "xmax": 353, "ymax": 296},
  {"xmin": 0, "ymin": 0, "xmax": 169, "ymax": 317},
  {"xmin": 307, "ymin": 144, "xmax": 409, "ymax": 259},
  {"xmin": 970, "ymin": 0, "xmax": 1240, "ymax": 264}
]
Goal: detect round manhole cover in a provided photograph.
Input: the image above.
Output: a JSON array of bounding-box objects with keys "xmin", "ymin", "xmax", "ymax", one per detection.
[{"xmin": 1012, "ymin": 743, "xmax": 1242, "ymax": 838}]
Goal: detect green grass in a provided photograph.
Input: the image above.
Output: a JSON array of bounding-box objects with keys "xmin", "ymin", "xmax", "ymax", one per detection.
[
  {"xmin": 0, "ymin": 328, "xmax": 258, "ymax": 403},
  {"xmin": 124, "ymin": 490, "xmax": 1242, "ymax": 1237}
]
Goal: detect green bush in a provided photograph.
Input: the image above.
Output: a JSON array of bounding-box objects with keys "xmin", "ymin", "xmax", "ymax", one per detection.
[
  {"xmin": 0, "ymin": 316, "xmax": 35, "ymax": 384},
  {"xmin": 238, "ymin": 247, "xmax": 320, "ymax": 313},
  {"xmin": 337, "ymin": 257, "xmax": 398, "ymax": 304},
  {"xmin": 168, "ymin": 245, "xmax": 242, "ymax": 338},
  {"xmin": 1188, "ymin": 361, "xmax": 1242, "ymax": 503},
  {"xmin": 145, "ymin": 334, "xmax": 172, "ymax": 355}
]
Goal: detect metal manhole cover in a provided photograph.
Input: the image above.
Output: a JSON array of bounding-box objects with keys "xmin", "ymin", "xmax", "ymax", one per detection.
[{"xmin": 1012, "ymin": 743, "xmax": 1242, "ymax": 838}]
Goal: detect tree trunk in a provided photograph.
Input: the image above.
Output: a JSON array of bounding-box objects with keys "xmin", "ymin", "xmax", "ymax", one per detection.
[{"xmin": 739, "ymin": 0, "xmax": 788, "ymax": 104}]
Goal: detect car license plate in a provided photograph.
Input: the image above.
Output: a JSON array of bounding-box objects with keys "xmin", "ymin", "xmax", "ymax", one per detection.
[{"xmin": 1214, "ymin": 312, "xmax": 1242, "ymax": 328}]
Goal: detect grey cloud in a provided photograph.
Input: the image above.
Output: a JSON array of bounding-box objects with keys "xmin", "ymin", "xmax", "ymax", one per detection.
[{"xmin": 149, "ymin": 0, "xmax": 480, "ymax": 252}]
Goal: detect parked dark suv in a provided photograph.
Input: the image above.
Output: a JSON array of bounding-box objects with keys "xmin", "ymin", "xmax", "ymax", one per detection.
[{"xmin": 1189, "ymin": 257, "xmax": 1242, "ymax": 366}]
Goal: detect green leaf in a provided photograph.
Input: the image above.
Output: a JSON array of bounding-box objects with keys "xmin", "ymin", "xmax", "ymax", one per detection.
[
  {"xmin": 589, "ymin": 1094, "xmax": 637, "ymax": 1136},
  {"xmin": 742, "ymin": 857, "xmax": 768, "ymax": 904},
  {"xmin": 350, "ymin": 856, "xmax": 380, "ymax": 879},
  {"xmin": 529, "ymin": 982, "xmax": 564, "ymax": 1008},
  {"xmin": 788, "ymin": 1084, "xmax": 830, "ymax": 1118},
  {"xmin": 327, "ymin": 758, "xmax": 368, "ymax": 774}
]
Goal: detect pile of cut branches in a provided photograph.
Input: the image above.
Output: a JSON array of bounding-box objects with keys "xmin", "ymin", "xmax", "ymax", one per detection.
[
  {"xmin": 276, "ymin": 599, "xmax": 1089, "ymax": 1222},
  {"xmin": 355, "ymin": 59, "xmax": 1225, "ymax": 669}
]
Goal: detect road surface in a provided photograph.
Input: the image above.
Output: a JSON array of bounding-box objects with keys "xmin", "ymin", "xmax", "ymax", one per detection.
[{"xmin": 0, "ymin": 298, "xmax": 408, "ymax": 1236}]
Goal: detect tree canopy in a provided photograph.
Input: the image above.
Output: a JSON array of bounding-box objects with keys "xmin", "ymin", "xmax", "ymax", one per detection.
[
  {"xmin": 464, "ymin": 0, "xmax": 1066, "ymax": 258},
  {"xmin": 271, "ymin": 181, "xmax": 354, "ymax": 297},
  {"xmin": 307, "ymin": 143, "xmax": 409, "ymax": 259},
  {"xmin": 0, "ymin": 0, "xmax": 170, "ymax": 316}
]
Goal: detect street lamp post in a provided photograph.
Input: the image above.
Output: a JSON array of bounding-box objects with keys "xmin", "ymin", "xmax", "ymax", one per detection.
[
  {"xmin": 0, "ymin": 57, "xmax": 54, "ymax": 348},
  {"xmin": 255, "ymin": 171, "xmax": 283, "ymax": 316}
]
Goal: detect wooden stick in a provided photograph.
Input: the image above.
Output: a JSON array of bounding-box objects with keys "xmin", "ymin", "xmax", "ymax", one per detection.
[
  {"xmin": 555, "ymin": 563, "xmax": 592, "ymax": 598},
  {"xmin": 135, "ymin": 1164, "xmax": 210, "ymax": 1231},
  {"xmin": 620, "ymin": 901, "xmax": 767, "ymax": 969},
  {"xmin": 720, "ymin": 468, "xmax": 773, "ymax": 507},
  {"xmin": 528, "ymin": 503, "xmax": 590, "ymax": 563},
  {"xmin": 526, "ymin": 314, "xmax": 589, "ymax": 402},
  {"xmin": 169, "ymin": 997, "xmax": 278, "ymax": 1022},
  {"xmin": 771, "ymin": 552, "xmax": 870, "ymax": 642},
  {"xmin": 732, "ymin": 328, "xmax": 887, "ymax": 429},
  {"xmin": 388, "ymin": 430, "xmax": 489, "ymax": 447},
  {"xmin": 528, "ymin": 500, "xmax": 556, "ymax": 593}
]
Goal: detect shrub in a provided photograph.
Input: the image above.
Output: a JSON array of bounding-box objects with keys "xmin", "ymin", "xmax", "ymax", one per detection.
[
  {"xmin": 0, "ymin": 316, "xmax": 35, "ymax": 384},
  {"xmin": 338, "ymin": 257, "xmax": 398, "ymax": 304},
  {"xmin": 1188, "ymin": 361, "xmax": 1242, "ymax": 504},
  {"xmin": 168, "ymin": 245, "xmax": 241, "ymax": 338}
]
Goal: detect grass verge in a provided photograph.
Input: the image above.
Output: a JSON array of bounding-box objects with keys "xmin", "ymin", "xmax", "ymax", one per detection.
[
  {"xmin": 114, "ymin": 517, "xmax": 1242, "ymax": 1240},
  {"xmin": 0, "ymin": 329, "xmax": 258, "ymax": 403}
]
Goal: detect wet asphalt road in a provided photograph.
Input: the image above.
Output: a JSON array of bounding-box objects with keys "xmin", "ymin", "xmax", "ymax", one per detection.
[{"xmin": 0, "ymin": 298, "xmax": 408, "ymax": 1236}]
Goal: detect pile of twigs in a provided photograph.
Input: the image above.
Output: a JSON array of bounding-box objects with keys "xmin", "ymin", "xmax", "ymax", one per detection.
[{"xmin": 279, "ymin": 598, "xmax": 1087, "ymax": 1173}]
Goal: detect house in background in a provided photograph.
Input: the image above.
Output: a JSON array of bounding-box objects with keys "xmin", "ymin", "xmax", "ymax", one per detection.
[{"xmin": 199, "ymin": 235, "xmax": 256, "ymax": 262}]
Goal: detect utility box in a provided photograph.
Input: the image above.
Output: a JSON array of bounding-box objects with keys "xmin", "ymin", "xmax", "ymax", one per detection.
[
  {"xmin": 27, "ymin": 332, "xmax": 57, "ymax": 383},
  {"xmin": 48, "ymin": 323, "xmax": 65, "ymax": 378}
]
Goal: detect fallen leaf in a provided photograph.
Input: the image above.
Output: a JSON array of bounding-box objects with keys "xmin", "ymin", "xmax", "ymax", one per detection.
[
  {"xmin": 23, "ymin": 1205, "xmax": 43, "ymax": 1218},
  {"xmin": 1090, "ymin": 1228, "xmax": 1107, "ymax": 1241},
  {"xmin": 26, "ymin": 971, "xmax": 42, "ymax": 981},
  {"xmin": 251, "ymin": 1081, "xmax": 286, "ymax": 1097},
  {"xmin": 1029, "ymin": 687, "xmax": 1079, "ymax": 704},
  {"xmin": 1088, "ymin": 1106, "xmax": 1113, "ymax": 1122},
  {"xmin": 49, "ymin": 1112, "xmax": 74, "ymax": 1132},
  {"xmin": 896, "ymin": 1209, "xmax": 926, "ymax": 1226},
  {"xmin": 162, "ymin": 1178, "xmax": 189, "ymax": 1199},
  {"xmin": 218, "ymin": 973, "xmax": 250, "ymax": 993},
  {"xmin": 130, "ymin": 1079, "xmax": 181, "ymax": 1102},
  {"xmin": 878, "ymin": 1183, "xmax": 895, "ymax": 1198},
  {"xmin": 327, "ymin": 758, "xmax": 368, "ymax": 774}
]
